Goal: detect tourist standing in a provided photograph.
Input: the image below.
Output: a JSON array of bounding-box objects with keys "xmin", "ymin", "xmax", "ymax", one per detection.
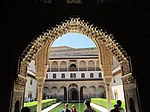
[
  {"xmin": 117, "ymin": 100, "xmax": 124, "ymax": 112},
  {"xmin": 71, "ymin": 104, "xmax": 78, "ymax": 112},
  {"xmin": 84, "ymin": 99, "xmax": 96, "ymax": 112},
  {"xmin": 110, "ymin": 104, "xmax": 119, "ymax": 112},
  {"xmin": 62, "ymin": 103, "xmax": 71, "ymax": 112}
]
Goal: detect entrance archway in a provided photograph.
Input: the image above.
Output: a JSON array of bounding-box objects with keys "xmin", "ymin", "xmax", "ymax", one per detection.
[
  {"xmin": 11, "ymin": 18, "xmax": 139, "ymax": 112},
  {"xmin": 71, "ymin": 88, "xmax": 78, "ymax": 100}
]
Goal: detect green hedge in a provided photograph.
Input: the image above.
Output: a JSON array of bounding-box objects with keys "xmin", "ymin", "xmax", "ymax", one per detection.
[
  {"xmin": 24, "ymin": 99, "xmax": 56, "ymax": 112},
  {"xmin": 91, "ymin": 98, "xmax": 126, "ymax": 111}
]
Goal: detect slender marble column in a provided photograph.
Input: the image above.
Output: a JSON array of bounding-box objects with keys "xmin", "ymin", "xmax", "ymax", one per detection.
[
  {"xmin": 36, "ymin": 78, "xmax": 45, "ymax": 112},
  {"xmin": 105, "ymin": 78, "xmax": 112, "ymax": 112}
]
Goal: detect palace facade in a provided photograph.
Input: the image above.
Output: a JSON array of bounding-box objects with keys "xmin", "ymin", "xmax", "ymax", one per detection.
[{"xmin": 25, "ymin": 46, "xmax": 124, "ymax": 102}]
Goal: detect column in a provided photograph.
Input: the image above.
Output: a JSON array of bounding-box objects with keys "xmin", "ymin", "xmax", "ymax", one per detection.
[
  {"xmin": 88, "ymin": 87, "xmax": 90, "ymax": 98},
  {"xmin": 78, "ymin": 60, "xmax": 79, "ymax": 71},
  {"xmin": 121, "ymin": 73, "xmax": 139, "ymax": 112},
  {"xmin": 50, "ymin": 62, "xmax": 51, "ymax": 72},
  {"xmin": 35, "ymin": 45, "xmax": 48, "ymax": 112},
  {"xmin": 36, "ymin": 77, "xmax": 45, "ymax": 112},
  {"xmin": 10, "ymin": 75, "xmax": 27, "ymax": 112},
  {"xmin": 96, "ymin": 87, "xmax": 98, "ymax": 97},
  {"xmin": 95, "ymin": 60, "xmax": 96, "ymax": 71},
  {"xmin": 104, "ymin": 77, "xmax": 112, "ymax": 112},
  {"xmin": 58, "ymin": 89, "xmax": 60, "ymax": 100},
  {"xmin": 78, "ymin": 87, "xmax": 80, "ymax": 111},
  {"xmin": 67, "ymin": 61, "xmax": 69, "ymax": 72},
  {"xmin": 58, "ymin": 61, "xmax": 60, "ymax": 72},
  {"xmin": 86, "ymin": 61, "xmax": 88, "ymax": 71},
  {"xmin": 67, "ymin": 87, "xmax": 68, "ymax": 103}
]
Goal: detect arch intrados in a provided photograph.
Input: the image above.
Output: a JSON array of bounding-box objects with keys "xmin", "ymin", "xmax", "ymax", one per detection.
[
  {"xmin": 70, "ymin": 88, "xmax": 77, "ymax": 91},
  {"xmin": 43, "ymin": 86, "xmax": 49, "ymax": 89},
  {"xmin": 80, "ymin": 60, "xmax": 86, "ymax": 64},
  {"xmin": 51, "ymin": 86, "xmax": 57, "ymax": 89},
  {"xmin": 89, "ymin": 85, "xmax": 96, "ymax": 89},
  {"xmin": 60, "ymin": 61, "xmax": 67, "ymax": 65},
  {"xmin": 60, "ymin": 86, "xmax": 66, "ymax": 89},
  {"xmin": 51, "ymin": 61, "xmax": 58, "ymax": 65},
  {"xmin": 80, "ymin": 86, "xmax": 87, "ymax": 88}
]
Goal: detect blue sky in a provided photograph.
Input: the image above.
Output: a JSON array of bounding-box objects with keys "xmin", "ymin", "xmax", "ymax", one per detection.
[{"xmin": 51, "ymin": 33, "xmax": 96, "ymax": 48}]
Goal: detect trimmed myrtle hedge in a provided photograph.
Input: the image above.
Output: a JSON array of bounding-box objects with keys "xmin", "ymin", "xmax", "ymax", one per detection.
[
  {"xmin": 91, "ymin": 98, "xmax": 126, "ymax": 111},
  {"xmin": 24, "ymin": 99, "xmax": 57, "ymax": 112}
]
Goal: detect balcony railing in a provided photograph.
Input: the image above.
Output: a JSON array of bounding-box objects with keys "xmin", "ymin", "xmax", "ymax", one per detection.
[
  {"xmin": 51, "ymin": 68, "xmax": 58, "ymax": 72},
  {"xmin": 79, "ymin": 68, "xmax": 87, "ymax": 71},
  {"xmin": 88, "ymin": 67, "xmax": 95, "ymax": 71},
  {"xmin": 68, "ymin": 67, "xmax": 78, "ymax": 71},
  {"xmin": 50, "ymin": 67, "xmax": 101, "ymax": 72},
  {"xmin": 60, "ymin": 68, "xmax": 67, "ymax": 72}
]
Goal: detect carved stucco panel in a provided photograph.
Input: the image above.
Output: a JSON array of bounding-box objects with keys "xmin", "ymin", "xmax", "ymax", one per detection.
[
  {"xmin": 35, "ymin": 45, "xmax": 48, "ymax": 78},
  {"xmin": 19, "ymin": 61, "xmax": 28, "ymax": 77},
  {"xmin": 14, "ymin": 75, "xmax": 27, "ymax": 92},
  {"xmin": 121, "ymin": 73, "xmax": 136, "ymax": 89},
  {"xmin": 121, "ymin": 62, "xmax": 131, "ymax": 76}
]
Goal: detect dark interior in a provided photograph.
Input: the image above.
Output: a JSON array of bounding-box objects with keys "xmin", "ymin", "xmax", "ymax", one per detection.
[{"xmin": 1, "ymin": 0, "xmax": 150, "ymax": 111}]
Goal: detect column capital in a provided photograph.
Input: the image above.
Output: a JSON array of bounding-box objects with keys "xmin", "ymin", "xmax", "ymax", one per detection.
[
  {"xmin": 104, "ymin": 76, "xmax": 112, "ymax": 86},
  {"xmin": 36, "ymin": 77, "xmax": 45, "ymax": 88}
]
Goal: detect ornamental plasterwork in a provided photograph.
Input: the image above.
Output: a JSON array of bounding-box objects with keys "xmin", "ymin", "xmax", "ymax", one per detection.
[
  {"xmin": 89, "ymin": 83, "xmax": 96, "ymax": 87},
  {"xmin": 121, "ymin": 62, "xmax": 131, "ymax": 76},
  {"xmin": 20, "ymin": 18, "xmax": 129, "ymax": 69},
  {"xmin": 59, "ymin": 86, "xmax": 67, "ymax": 90},
  {"xmin": 14, "ymin": 75, "xmax": 27, "ymax": 92},
  {"xmin": 100, "ymin": 43, "xmax": 113, "ymax": 66},
  {"xmin": 35, "ymin": 45, "xmax": 48, "ymax": 76},
  {"xmin": 59, "ymin": 83, "xmax": 68, "ymax": 87},
  {"xmin": 18, "ymin": 61, "xmax": 28, "ymax": 77},
  {"xmin": 14, "ymin": 92, "xmax": 23, "ymax": 99},
  {"xmin": 121, "ymin": 73, "xmax": 136, "ymax": 89},
  {"xmin": 36, "ymin": 77, "xmax": 45, "ymax": 87},
  {"xmin": 50, "ymin": 84, "xmax": 59, "ymax": 88},
  {"xmin": 80, "ymin": 83, "xmax": 89, "ymax": 87}
]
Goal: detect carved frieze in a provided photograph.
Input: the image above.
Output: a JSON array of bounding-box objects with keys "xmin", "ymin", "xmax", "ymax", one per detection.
[
  {"xmin": 35, "ymin": 45, "xmax": 48, "ymax": 78},
  {"xmin": 121, "ymin": 62, "xmax": 130, "ymax": 76},
  {"xmin": 121, "ymin": 73, "xmax": 136, "ymax": 89},
  {"xmin": 14, "ymin": 75, "xmax": 27, "ymax": 92},
  {"xmin": 19, "ymin": 61, "xmax": 28, "ymax": 77}
]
